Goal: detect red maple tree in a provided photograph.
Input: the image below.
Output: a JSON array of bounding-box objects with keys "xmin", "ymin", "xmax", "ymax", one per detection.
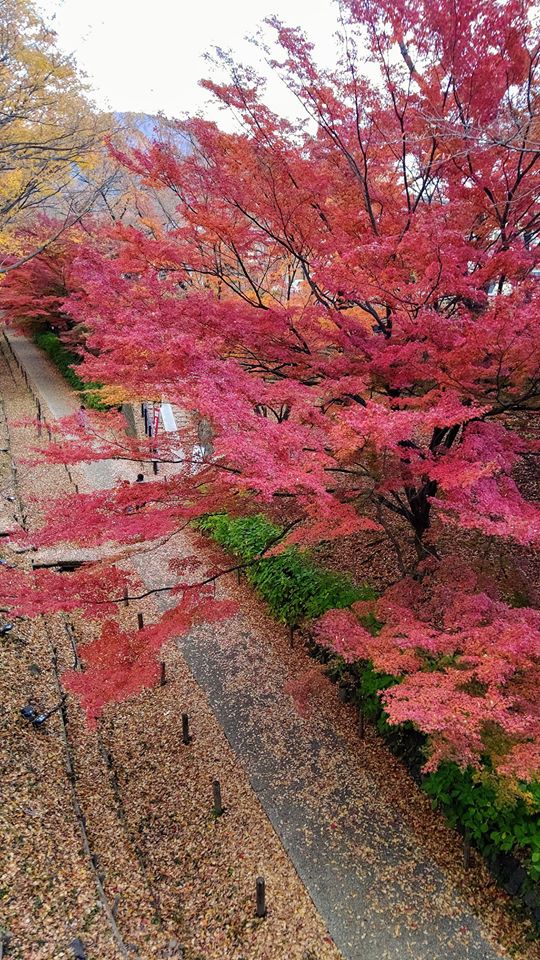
[
  {"xmin": 0, "ymin": 220, "xmax": 85, "ymax": 328},
  {"xmin": 3, "ymin": 0, "xmax": 540, "ymax": 780}
]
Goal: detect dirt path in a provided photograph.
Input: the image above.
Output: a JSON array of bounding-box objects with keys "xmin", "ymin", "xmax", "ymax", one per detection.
[{"xmin": 2, "ymin": 329, "xmax": 538, "ymax": 960}]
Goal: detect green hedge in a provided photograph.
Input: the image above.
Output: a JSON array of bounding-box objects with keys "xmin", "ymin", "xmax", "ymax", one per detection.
[
  {"xmin": 425, "ymin": 764, "xmax": 540, "ymax": 882},
  {"xmin": 34, "ymin": 331, "xmax": 107, "ymax": 410},
  {"xmin": 200, "ymin": 511, "xmax": 540, "ymax": 908},
  {"xmin": 197, "ymin": 512, "xmax": 376, "ymax": 627}
]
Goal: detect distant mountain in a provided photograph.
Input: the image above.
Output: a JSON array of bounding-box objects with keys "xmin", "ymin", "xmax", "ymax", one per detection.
[{"xmin": 113, "ymin": 112, "xmax": 192, "ymax": 156}]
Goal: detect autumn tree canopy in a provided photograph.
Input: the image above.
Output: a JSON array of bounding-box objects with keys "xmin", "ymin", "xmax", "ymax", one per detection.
[
  {"xmin": 0, "ymin": 0, "xmax": 112, "ymax": 271},
  {"xmin": 3, "ymin": 0, "xmax": 540, "ymax": 782}
]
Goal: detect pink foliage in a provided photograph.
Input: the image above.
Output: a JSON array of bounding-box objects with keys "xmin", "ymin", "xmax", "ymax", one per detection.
[
  {"xmin": 63, "ymin": 593, "xmax": 237, "ymax": 723},
  {"xmin": 317, "ymin": 564, "xmax": 540, "ymax": 777},
  {"xmin": 2, "ymin": 0, "xmax": 540, "ymax": 780}
]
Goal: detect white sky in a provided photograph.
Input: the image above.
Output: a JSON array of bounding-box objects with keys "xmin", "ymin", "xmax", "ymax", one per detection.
[{"xmin": 37, "ymin": 0, "xmax": 343, "ymax": 123}]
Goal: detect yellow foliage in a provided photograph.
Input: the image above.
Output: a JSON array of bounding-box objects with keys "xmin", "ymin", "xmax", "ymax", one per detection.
[{"xmin": 0, "ymin": 0, "xmax": 105, "ymax": 257}]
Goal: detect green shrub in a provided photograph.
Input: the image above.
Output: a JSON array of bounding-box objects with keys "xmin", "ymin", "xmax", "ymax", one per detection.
[
  {"xmin": 34, "ymin": 331, "xmax": 108, "ymax": 410},
  {"xmin": 198, "ymin": 512, "xmax": 280, "ymax": 561},
  {"xmin": 425, "ymin": 764, "xmax": 540, "ymax": 882},
  {"xmin": 198, "ymin": 512, "xmax": 375, "ymax": 627}
]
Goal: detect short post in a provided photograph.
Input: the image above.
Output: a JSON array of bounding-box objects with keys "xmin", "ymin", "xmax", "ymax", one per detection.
[
  {"xmin": 463, "ymin": 828, "xmax": 471, "ymax": 869},
  {"xmin": 152, "ymin": 459, "xmax": 158, "ymax": 475},
  {"xmin": 69, "ymin": 936, "xmax": 86, "ymax": 959},
  {"xmin": 159, "ymin": 661, "xmax": 166, "ymax": 686},
  {"xmin": 256, "ymin": 877, "xmax": 267, "ymax": 918},
  {"xmin": 123, "ymin": 586, "xmax": 129, "ymax": 608},
  {"xmin": 47, "ymin": 425, "xmax": 52, "ymax": 441},
  {"xmin": 137, "ymin": 612, "xmax": 144, "ymax": 631},
  {"xmin": 358, "ymin": 706, "xmax": 365, "ymax": 740},
  {"xmin": 212, "ymin": 779, "xmax": 224, "ymax": 816},
  {"xmin": 182, "ymin": 713, "xmax": 191, "ymax": 745}
]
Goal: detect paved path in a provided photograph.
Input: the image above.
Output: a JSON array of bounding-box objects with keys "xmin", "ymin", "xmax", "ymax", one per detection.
[{"xmin": 6, "ymin": 330, "xmax": 507, "ymax": 960}]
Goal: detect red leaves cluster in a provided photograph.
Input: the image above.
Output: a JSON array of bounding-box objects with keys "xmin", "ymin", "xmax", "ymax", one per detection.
[
  {"xmin": 63, "ymin": 591, "xmax": 237, "ymax": 724},
  {"xmin": 316, "ymin": 564, "xmax": 540, "ymax": 778},
  {"xmin": 0, "ymin": 564, "xmax": 131, "ymax": 619}
]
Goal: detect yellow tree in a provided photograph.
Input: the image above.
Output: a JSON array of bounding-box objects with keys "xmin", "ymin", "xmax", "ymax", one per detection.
[{"xmin": 0, "ymin": 0, "xmax": 106, "ymax": 270}]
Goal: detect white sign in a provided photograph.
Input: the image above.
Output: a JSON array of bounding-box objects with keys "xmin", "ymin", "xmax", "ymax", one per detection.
[{"xmin": 160, "ymin": 403, "xmax": 177, "ymax": 432}]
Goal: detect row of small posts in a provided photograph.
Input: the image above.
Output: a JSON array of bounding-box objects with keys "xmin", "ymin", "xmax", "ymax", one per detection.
[
  {"xmin": 127, "ymin": 600, "xmax": 268, "ymax": 918},
  {"xmin": 3, "ymin": 336, "xmax": 269, "ymax": 920},
  {"xmin": 0, "ymin": 333, "xmax": 57, "ymax": 525},
  {"xmin": 2, "ymin": 331, "xmax": 56, "ymax": 446}
]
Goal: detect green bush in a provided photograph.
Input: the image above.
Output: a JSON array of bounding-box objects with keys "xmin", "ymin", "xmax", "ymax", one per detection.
[
  {"xmin": 198, "ymin": 512, "xmax": 375, "ymax": 627},
  {"xmin": 198, "ymin": 512, "xmax": 280, "ymax": 562},
  {"xmin": 34, "ymin": 331, "xmax": 108, "ymax": 410},
  {"xmin": 425, "ymin": 764, "xmax": 540, "ymax": 882}
]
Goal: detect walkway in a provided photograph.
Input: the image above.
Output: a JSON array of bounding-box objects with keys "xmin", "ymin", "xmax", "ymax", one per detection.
[{"xmin": 6, "ymin": 329, "xmax": 509, "ymax": 960}]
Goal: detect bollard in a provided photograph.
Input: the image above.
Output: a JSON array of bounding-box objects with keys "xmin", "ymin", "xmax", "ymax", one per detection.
[
  {"xmin": 182, "ymin": 713, "xmax": 191, "ymax": 745},
  {"xmin": 123, "ymin": 586, "xmax": 129, "ymax": 608},
  {"xmin": 358, "ymin": 707, "xmax": 365, "ymax": 740},
  {"xmin": 152, "ymin": 459, "xmax": 158, "ymax": 475},
  {"xmin": 159, "ymin": 661, "xmax": 166, "ymax": 686},
  {"xmin": 137, "ymin": 612, "xmax": 144, "ymax": 631},
  {"xmin": 256, "ymin": 877, "xmax": 267, "ymax": 918},
  {"xmin": 212, "ymin": 779, "xmax": 224, "ymax": 816},
  {"xmin": 463, "ymin": 828, "xmax": 471, "ymax": 869},
  {"xmin": 68, "ymin": 937, "xmax": 86, "ymax": 959}
]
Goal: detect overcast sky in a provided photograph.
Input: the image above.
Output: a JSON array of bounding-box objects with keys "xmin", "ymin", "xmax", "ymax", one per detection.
[{"xmin": 37, "ymin": 0, "xmax": 342, "ymax": 123}]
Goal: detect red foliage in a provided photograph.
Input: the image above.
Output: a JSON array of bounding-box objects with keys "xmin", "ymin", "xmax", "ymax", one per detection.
[
  {"xmin": 316, "ymin": 563, "xmax": 540, "ymax": 778},
  {"xmin": 0, "ymin": 221, "xmax": 86, "ymax": 327},
  {"xmin": 63, "ymin": 592, "xmax": 237, "ymax": 723},
  {"xmin": 4, "ymin": 0, "xmax": 540, "ymax": 779},
  {"xmin": 0, "ymin": 563, "xmax": 132, "ymax": 618}
]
